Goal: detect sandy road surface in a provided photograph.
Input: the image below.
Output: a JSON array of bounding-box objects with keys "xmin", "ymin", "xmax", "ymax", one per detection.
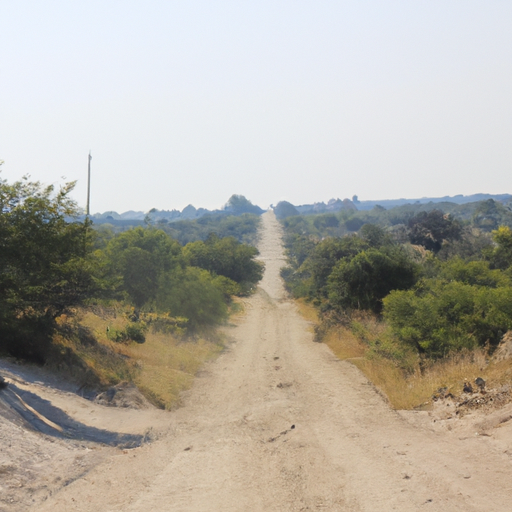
[{"xmin": 3, "ymin": 211, "xmax": 512, "ymax": 511}]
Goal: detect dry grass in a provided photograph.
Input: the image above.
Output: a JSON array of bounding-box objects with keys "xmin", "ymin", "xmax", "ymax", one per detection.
[
  {"xmin": 54, "ymin": 307, "xmax": 225, "ymax": 409},
  {"xmin": 295, "ymin": 299, "xmax": 320, "ymax": 334},
  {"xmin": 228, "ymin": 298, "xmax": 247, "ymax": 321},
  {"xmin": 295, "ymin": 299, "xmax": 319, "ymax": 324},
  {"xmin": 299, "ymin": 303, "xmax": 512, "ymax": 410},
  {"xmin": 116, "ymin": 331, "xmax": 223, "ymax": 409},
  {"xmin": 323, "ymin": 327, "xmax": 366, "ymax": 360}
]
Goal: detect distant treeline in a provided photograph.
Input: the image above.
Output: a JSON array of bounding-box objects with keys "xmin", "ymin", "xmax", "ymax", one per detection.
[
  {"xmin": 274, "ymin": 192, "xmax": 512, "ymax": 217},
  {"xmin": 90, "ymin": 194, "xmax": 264, "ymax": 246},
  {"xmin": 87, "ymin": 194, "xmax": 264, "ymax": 228},
  {"xmin": 277, "ymin": 197, "xmax": 512, "ymax": 237}
]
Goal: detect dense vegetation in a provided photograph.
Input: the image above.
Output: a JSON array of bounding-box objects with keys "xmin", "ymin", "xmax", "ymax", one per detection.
[
  {"xmin": 0, "ymin": 174, "xmax": 263, "ymax": 362},
  {"xmin": 280, "ymin": 204, "xmax": 512, "ymax": 362}
]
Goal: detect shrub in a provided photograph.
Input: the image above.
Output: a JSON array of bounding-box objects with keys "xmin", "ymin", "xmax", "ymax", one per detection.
[
  {"xmin": 108, "ymin": 322, "xmax": 147, "ymax": 343},
  {"xmin": 383, "ymin": 280, "xmax": 512, "ymax": 358},
  {"xmin": 328, "ymin": 247, "xmax": 419, "ymax": 313}
]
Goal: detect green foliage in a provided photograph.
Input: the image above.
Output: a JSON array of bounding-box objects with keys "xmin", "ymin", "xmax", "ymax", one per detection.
[
  {"xmin": 327, "ymin": 247, "xmax": 420, "ymax": 313},
  {"xmin": 472, "ymin": 199, "xmax": 512, "ymax": 231},
  {"xmin": 100, "ymin": 226, "xmax": 262, "ymax": 328},
  {"xmin": 0, "ymin": 175, "xmax": 100, "ymax": 361},
  {"xmin": 104, "ymin": 227, "xmax": 182, "ymax": 309},
  {"xmin": 108, "ymin": 322, "xmax": 148, "ymax": 343},
  {"xmin": 225, "ymin": 194, "xmax": 264, "ymax": 215},
  {"xmin": 359, "ymin": 224, "xmax": 391, "ymax": 248},
  {"xmin": 408, "ymin": 210, "xmax": 462, "ymax": 253},
  {"xmin": 156, "ymin": 267, "xmax": 228, "ymax": 329},
  {"xmin": 163, "ymin": 213, "xmax": 261, "ymax": 246},
  {"xmin": 438, "ymin": 257, "xmax": 510, "ymax": 287},
  {"xmin": 278, "ymin": 201, "xmax": 512, "ymax": 364},
  {"xmin": 274, "ymin": 201, "xmax": 299, "ymax": 219},
  {"xmin": 436, "ymin": 226, "xmax": 492, "ymax": 261},
  {"xmin": 384, "ymin": 279, "xmax": 512, "ymax": 358},
  {"xmin": 302, "ymin": 236, "xmax": 369, "ymax": 298},
  {"xmin": 283, "ymin": 234, "xmax": 316, "ymax": 268},
  {"xmin": 0, "ymin": 168, "xmax": 263, "ymax": 361},
  {"xmin": 313, "ymin": 214, "xmax": 339, "ymax": 230},
  {"xmin": 486, "ymin": 226, "xmax": 512, "ymax": 270},
  {"xmin": 344, "ymin": 217, "xmax": 365, "ymax": 232},
  {"xmin": 278, "ymin": 199, "xmax": 512, "ymax": 246},
  {"xmin": 183, "ymin": 233, "xmax": 263, "ymax": 289}
]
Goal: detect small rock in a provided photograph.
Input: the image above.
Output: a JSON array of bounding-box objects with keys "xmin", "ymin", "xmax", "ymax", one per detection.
[
  {"xmin": 475, "ymin": 377, "xmax": 486, "ymax": 392},
  {"xmin": 463, "ymin": 381, "xmax": 473, "ymax": 394}
]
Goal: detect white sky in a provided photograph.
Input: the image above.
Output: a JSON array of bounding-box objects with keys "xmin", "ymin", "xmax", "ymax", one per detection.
[{"xmin": 1, "ymin": 1, "xmax": 511, "ymax": 213}]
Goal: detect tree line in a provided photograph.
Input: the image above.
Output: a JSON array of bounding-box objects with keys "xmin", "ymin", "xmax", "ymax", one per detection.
[{"xmin": 0, "ymin": 174, "xmax": 263, "ymax": 362}]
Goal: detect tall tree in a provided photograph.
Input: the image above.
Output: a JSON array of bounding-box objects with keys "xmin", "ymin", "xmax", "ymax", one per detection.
[{"xmin": 0, "ymin": 175, "xmax": 98, "ymax": 360}]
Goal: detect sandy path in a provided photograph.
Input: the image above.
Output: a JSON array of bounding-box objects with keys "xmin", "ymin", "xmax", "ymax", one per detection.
[{"xmin": 8, "ymin": 211, "xmax": 512, "ymax": 511}]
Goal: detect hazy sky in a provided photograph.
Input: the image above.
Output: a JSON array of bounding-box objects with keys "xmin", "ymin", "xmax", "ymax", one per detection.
[{"xmin": 1, "ymin": 1, "xmax": 511, "ymax": 213}]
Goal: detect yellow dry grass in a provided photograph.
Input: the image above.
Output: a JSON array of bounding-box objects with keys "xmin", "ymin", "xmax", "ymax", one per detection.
[
  {"xmin": 58, "ymin": 308, "xmax": 224, "ymax": 409},
  {"xmin": 323, "ymin": 327, "xmax": 366, "ymax": 360},
  {"xmin": 298, "ymin": 302, "xmax": 512, "ymax": 410},
  {"xmin": 295, "ymin": 299, "xmax": 319, "ymax": 323},
  {"xmin": 116, "ymin": 331, "xmax": 223, "ymax": 409},
  {"xmin": 295, "ymin": 299, "xmax": 320, "ymax": 334}
]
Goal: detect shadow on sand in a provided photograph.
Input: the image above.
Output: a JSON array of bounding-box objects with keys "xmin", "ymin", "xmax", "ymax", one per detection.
[{"xmin": 0, "ymin": 384, "xmax": 144, "ymax": 448}]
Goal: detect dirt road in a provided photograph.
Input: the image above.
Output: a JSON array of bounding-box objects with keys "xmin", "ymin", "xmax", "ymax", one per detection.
[{"xmin": 3, "ymin": 211, "xmax": 512, "ymax": 511}]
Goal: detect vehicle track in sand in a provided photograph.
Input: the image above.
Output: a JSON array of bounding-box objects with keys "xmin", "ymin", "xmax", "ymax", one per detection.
[{"xmin": 4, "ymin": 210, "xmax": 512, "ymax": 511}]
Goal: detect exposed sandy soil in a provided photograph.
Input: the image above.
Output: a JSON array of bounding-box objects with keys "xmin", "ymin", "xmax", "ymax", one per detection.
[{"xmin": 2, "ymin": 210, "xmax": 512, "ymax": 511}]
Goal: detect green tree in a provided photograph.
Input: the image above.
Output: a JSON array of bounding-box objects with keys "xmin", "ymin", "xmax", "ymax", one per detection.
[
  {"xmin": 487, "ymin": 226, "xmax": 512, "ymax": 270},
  {"xmin": 383, "ymin": 279, "xmax": 512, "ymax": 358},
  {"xmin": 472, "ymin": 199, "xmax": 512, "ymax": 231},
  {"xmin": 274, "ymin": 201, "xmax": 299, "ymax": 219},
  {"xmin": 156, "ymin": 267, "xmax": 228, "ymax": 329},
  {"xmin": 313, "ymin": 214, "xmax": 339, "ymax": 230},
  {"xmin": 359, "ymin": 223, "xmax": 389, "ymax": 248},
  {"xmin": 408, "ymin": 210, "xmax": 462, "ymax": 253},
  {"xmin": 224, "ymin": 194, "xmax": 264, "ymax": 215},
  {"xmin": 183, "ymin": 234, "xmax": 263, "ymax": 290},
  {"xmin": 327, "ymin": 247, "xmax": 419, "ymax": 313},
  {"xmin": 104, "ymin": 227, "xmax": 182, "ymax": 309},
  {"xmin": 302, "ymin": 236, "xmax": 369, "ymax": 298},
  {"xmin": 0, "ymin": 175, "xmax": 99, "ymax": 360}
]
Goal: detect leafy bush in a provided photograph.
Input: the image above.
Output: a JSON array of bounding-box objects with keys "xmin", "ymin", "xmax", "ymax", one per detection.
[
  {"xmin": 274, "ymin": 201, "xmax": 299, "ymax": 219},
  {"xmin": 486, "ymin": 226, "xmax": 512, "ymax": 270},
  {"xmin": 328, "ymin": 247, "xmax": 420, "ymax": 313},
  {"xmin": 156, "ymin": 267, "xmax": 228, "ymax": 330},
  {"xmin": 183, "ymin": 233, "xmax": 264, "ymax": 286},
  {"xmin": 104, "ymin": 227, "xmax": 182, "ymax": 309},
  {"xmin": 108, "ymin": 322, "xmax": 148, "ymax": 343},
  {"xmin": 383, "ymin": 280, "xmax": 512, "ymax": 358},
  {"xmin": 124, "ymin": 322, "xmax": 148, "ymax": 343},
  {"xmin": 302, "ymin": 236, "xmax": 369, "ymax": 298}
]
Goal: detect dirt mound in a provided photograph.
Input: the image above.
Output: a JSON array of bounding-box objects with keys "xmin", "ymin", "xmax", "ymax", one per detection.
[
  {"xmin": 455, "ymin": 385, "xmax": 512, "ymax": 417},
  {"xmin": 94, "ymin": 382, "xmax": 154, "ymax": 409}
]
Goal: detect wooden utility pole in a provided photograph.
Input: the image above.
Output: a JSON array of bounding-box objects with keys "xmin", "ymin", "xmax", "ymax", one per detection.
[{"xmin": 86, "ymin": 151, "xmax": 92, "ymax": 216}]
